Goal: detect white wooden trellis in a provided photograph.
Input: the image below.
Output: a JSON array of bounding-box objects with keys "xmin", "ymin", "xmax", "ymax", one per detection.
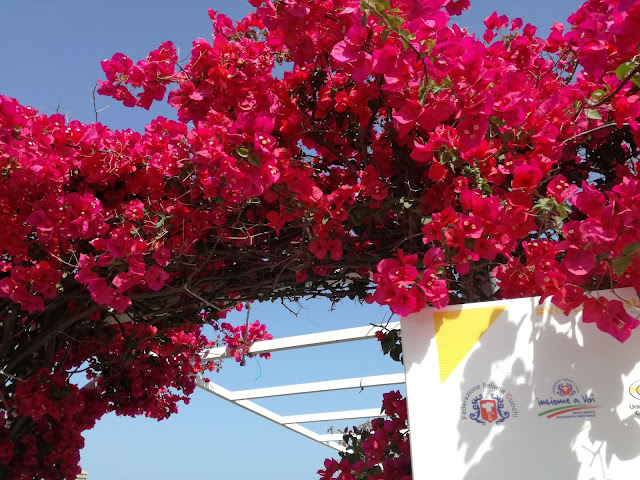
[{"xmin": 196, "ymin": 322, "xmax": 404, "ymax": 451}]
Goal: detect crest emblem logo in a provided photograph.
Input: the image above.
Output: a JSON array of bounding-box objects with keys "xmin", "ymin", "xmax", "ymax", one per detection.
[
  {"xmin": 553, "ymin": 378, "xmax": 578, "ymax": 397},
  {"xmin": 480, "ymin": 399, "xmax": 498, "ymax": 423},
  {"xmin": 558, "ymin": 383, "xmax": 574, "ymax": 396},
  {"xmin": 470, "ymin": 394, "xmax": 510, "ymax": 425}
]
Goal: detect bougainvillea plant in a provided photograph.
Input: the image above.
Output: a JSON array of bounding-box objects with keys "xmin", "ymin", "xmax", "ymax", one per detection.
[
  {"xmin": 2, "ymin": 0, "xmax": 640, "ymax": 477},
  {"xmin": 319, "ymin": 391, "xmax": 410, "ymax": 480}
]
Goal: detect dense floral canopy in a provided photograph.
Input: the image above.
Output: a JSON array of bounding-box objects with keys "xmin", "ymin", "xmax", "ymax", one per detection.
[{"xmin": 2, "ymin": 0, "xmax": 640, "ymax": 478}]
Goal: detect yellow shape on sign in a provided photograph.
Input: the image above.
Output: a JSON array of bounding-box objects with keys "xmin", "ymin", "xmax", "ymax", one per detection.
[{"xmin": 434, "ymin": 306, "xmax": 506, "ymax": 384}]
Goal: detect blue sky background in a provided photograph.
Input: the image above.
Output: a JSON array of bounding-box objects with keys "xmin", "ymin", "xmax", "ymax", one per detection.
[{"xmin": 0, "ymin": 1, "xmax": 583, "ymax": 479}]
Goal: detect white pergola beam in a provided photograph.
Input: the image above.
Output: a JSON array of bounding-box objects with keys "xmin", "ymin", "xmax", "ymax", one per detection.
[
  {"xmin": 196, "ymin": 322, "xmax": 405, "ymax": 453},
  {"xmin": 200, "ymin": 322, "xmax": 400, "ymax": 361},
  {"xmin": 196, "ymin": 377, "xmax": 346, "ymax": 451},
  {"xmin": 197, "ymin": 377, "xmax": 281, "ymax": 423},
  {"xmin": 317, "ymin": 433, "xmax": 350, "ymax": 442},
  {"xmin": 281, "ymin": 408, "xmax": 382, "ymax": 424},
  {"xmin": 228, "ymin": 373, "xmax": 405, "ymax": 400}
]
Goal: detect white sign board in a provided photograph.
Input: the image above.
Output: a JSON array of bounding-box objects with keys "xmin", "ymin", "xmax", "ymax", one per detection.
[{"xmin": 401, "ymin": 288, "xmax": 640, "ymax": 480}]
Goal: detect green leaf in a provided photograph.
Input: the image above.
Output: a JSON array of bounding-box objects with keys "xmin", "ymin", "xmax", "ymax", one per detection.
[
  {"xmin": 386, "ymin": 14, "xmax": 403, "ymax": 31},
  {"xmin": 418, "ymin": 83, "xmax": 428, "ymax": 105},
  {"xmin": 236, "ymin": 147, "xmax": 250, "ymax": 158},
  {"xmin": 621, "ymin": 242, "xmax": 640, "ymax": 257},
  {"xmin": 591, "ymin": 89, "xmax": 606, "ymax": 101},
  {"xmin": 585, "ymin": 109, "xmax": 602, "ymax": 120},
  {"xmin": 380, "ymin": 334, "xmax": 393, "ymax": 354},
  {"xmin": 533, "ymin": 198, "xmax": 551, "ymax": 211},
  {"xmin": 612, "ymin": 256, "xmax": 632, "ymax": 277},
  {"xmin": 489, "ymin": 116, "xmax": 506, "ymax": 127},
  {"xmin": 373, "ymin": 0, "xmax": 388, "ymax": 13},
  {"xmin": 247, "ymin": 154, "xmax": 261, "ymax": 167},
  {"xmin": 616, "ymin": 61, "xmax": 635, "ymax": 81},
  {"xmin": 380, "ymin": 28, "xmax": 390, "ymax": 45},
  {"xmin": 389, "ymin": 346, "xmax": 401, "ymax": 362},
  {"xmin": 359, "ymin": 0, "xmax": 369, "ymax": 12},
  {"xmin": 555, "ymin": 202, "xmax": 569, "ymax": 218}
]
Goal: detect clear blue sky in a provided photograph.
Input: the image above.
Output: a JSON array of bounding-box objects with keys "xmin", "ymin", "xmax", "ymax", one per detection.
[{"xmin": 0, "ymin": 1, "xmax": 583, "ymax": 479}]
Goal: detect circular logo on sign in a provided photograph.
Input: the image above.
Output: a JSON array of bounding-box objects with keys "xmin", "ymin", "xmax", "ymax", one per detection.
[
  {"xmin": 630, "ymin": 381, "xmax": 640, "ymax": 401},
  {"xmin": 552, "ymin": 378, "xmax": 579, "ymax": 397}
]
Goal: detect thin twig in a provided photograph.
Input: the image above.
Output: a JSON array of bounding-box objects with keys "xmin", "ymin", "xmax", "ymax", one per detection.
[
  {"xmin": 0, "ymin": 369, "xmax": 23, "ymax": 382},
  {"xmin": 240, "ymin": 302, "xmax": 251, "ymax": 367},
  {"xmin": 590, "ymin": 63, "xmax": 640, "ymax": 108},
  {"xmin": 91, "ymin": 84, "xmax": 110, "ymax": 123},
  {"xmin": 563, "ymin": 123, "xmax": 621, "ymax": 144}
]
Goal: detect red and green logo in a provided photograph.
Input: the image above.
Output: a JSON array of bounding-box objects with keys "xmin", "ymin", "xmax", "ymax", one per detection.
[
  {"xmin": 538, "ymin": 404, "xmax": 600, "ymax": 419},
  {"xmin": 536, "ymin": 379, "xmax": 599, "ymax": 419}
]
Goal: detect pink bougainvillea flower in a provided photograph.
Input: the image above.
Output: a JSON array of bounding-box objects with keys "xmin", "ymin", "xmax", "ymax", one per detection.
[
  {"xmin": 372, "ymin": 45, "xmax": 399, "ymax": 74},
  {"xmin": 562, "ymin": 247, "xmax": 596, "ymax": 276},
  {"xmin": 547, "ymin": 175, "xmax": 578, "ymax": 203},
  {"xmin": 583, "ymin": 298, "xmax": 640, "ymax": 343},
  {"xmin": 331, "ymin": 25, "xmax": 372, "ymax": 82},
  {"xmin": 512, "ymin": 163, "xmax": 543, "ymax": 191},
  {"xmin": 145, "ymin": 265, "xmax": 170, "ymax": 291},
  {"xmin": 445, "ymin": 0, "xmax": 471, "ymax": 15},
  {"xmin": 572, "ymin": 181, "xmax": 607, "ymax": 217},
  {"xmin": 423, "ymin": 247, "xmax": 445, "ymax": 270},
  {"xmin": 152, "ymin": 247, "xmax": 172, "ymax": 267},
  {"xmin": 388, "ymin": 286, "xmax": 426, "ymax": 317}
]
